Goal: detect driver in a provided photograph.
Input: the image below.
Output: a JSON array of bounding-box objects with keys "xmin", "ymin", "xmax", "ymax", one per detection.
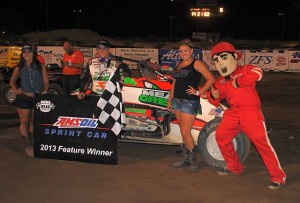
[
  {"xmin": 204, "ymin": 42, "xmax": 286, "ymax": 190},
  {"xmin": 78, "ymin": 40, "xmax": 131, "ymax": 99}
]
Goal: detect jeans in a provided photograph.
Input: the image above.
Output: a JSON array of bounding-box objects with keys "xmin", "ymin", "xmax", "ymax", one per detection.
[
  {"xmin": 63, "ymin": 75, "xmax": 80, "ymax": 95},
  {"xmin": 172, "ymin": 98, "xmax": 200, "ymax": 115}
]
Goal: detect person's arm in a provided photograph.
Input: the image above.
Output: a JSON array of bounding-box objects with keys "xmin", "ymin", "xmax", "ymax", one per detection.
[
  {"xmin": 80, "ymin": 62, "xmax": 91, "ymax": 93},
  {"xmin": 195, "ymin": 60, "xmax": 215, "ymax": 95},
  {"xmin": 186, "ymin": 60, "xmax": 215, "ymax": 96},
  {"xmin": 167, "ymin": 79, "xmax": 176, "ymax": 111},
  {"xmin": 232, "ymin": 65, "xmax": 263, "ymax": 88},
  {"xmin": 62, "ymin": 51, "xmax": 84, "ymax": 69},
  {"xmin": 10, "ymin": 67, "xmax": 22, "ymax": 94},
  {"xmin": 41, "ymin": 64, "xmax": 49, "ymax": 94}
]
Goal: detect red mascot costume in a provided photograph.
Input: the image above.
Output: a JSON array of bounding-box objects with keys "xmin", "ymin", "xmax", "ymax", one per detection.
[{"xmin": 205, "ymin": 42, "xmax": 286, "ymax": 190}]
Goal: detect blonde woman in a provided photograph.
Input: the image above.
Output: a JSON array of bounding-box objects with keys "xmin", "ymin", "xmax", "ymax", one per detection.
[{"xmin": 167, "ymin": 39, "xmax": 215, "ymax": 171}]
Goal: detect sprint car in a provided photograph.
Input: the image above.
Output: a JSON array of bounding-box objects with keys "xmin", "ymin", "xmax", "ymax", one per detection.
[{"xmin": 89, "ymin": 56, "xmax": 251, "ymax": 168}]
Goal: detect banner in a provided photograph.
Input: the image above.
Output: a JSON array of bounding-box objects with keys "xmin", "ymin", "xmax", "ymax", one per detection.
[
  {"xmin": 37, "ymin": 46, "xmax": 114, "ymax": 67},
  {"xmin": 115, "ymin": 48, "xmax": 158, "ymax": 69},
  {"xmin": 244, "ymin": 50, "xmax": 288, "ymax": 71},
  {"xmin": 34, "ymin": 94, "xmax": 118, "ymax": 164},
  {"xmin": 287, "ymin": 51, "xmax": 300, "ymax": 72},
  {"xmin": 159, "ymin": 49, "xmax": 202, "ymax": 70}
]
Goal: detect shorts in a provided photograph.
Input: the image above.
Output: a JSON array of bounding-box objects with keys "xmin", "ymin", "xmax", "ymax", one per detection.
[
  {"xmin": 172, "ymin": 98, "xmax": 200, "ymax": 116},
  {"xmin": 14, "ymin": 93, "xmax": 34, "ymax": 109}
]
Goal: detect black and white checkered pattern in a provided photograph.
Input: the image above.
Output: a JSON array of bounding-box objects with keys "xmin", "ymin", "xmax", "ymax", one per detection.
[{"xmin": 97, "ymin": 73, "xmax": 125, "ymax": 136}]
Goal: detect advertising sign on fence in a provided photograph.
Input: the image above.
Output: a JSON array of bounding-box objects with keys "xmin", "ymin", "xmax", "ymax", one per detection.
[
  {"xmin": 159, "ymin": 49, "xmax": 202, "ymax": 70},
  {"xmin": 244, "ymin": 50, "xmax": 289, "ymax": 71},
  {"xmin": 286, "ymin": 51, "xmax": 300, "ymax": 72},
  {"xmin": 34, "ymin": 94, "xmax": 118, "ymax": 164},
  {"xmin": 115, "ymin": 48, "xmax": 158, "ymax": 69}
]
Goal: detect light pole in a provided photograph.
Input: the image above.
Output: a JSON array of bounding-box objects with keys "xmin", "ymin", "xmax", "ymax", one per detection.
[
  {"xmin": 279, "ymin": 12, "xmax": 290, "ymax": 40},
  {"xmin": 74, "ymin": 10, "xmax": 82, "ymax": 29},
  {"xmin": 45, "ymin": 0, "xmax": 49, "ymax": 31},
  {"xmin": 169, "ymin": 16, "xmax": 175, "ymax": 38}
]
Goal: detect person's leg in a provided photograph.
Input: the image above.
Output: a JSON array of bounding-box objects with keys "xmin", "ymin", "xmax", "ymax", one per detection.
[
  {"xmin": 29, "ymin": 110, "xmax": 34, "ymax": 146},
  {"xmin": 216, "ymin": 110, "xmax": 243, "ymax": 174},
  {"xmin": 68, "ymin": 75, "xmax": 80, "ymax": 93},
  {"xmin": 178, "ymin": 111, "xmax": 199, "ymax": 171},
  {"xmin": 172, "ymin": 103, "xmax": 190, "ymax": 168},
  {"xmin": 63, "ymin": 75, "xmax": 70, "ymax": 95},
  {"xmin": 17, "ymin": 108, "xmax": 33, "ymax": 157},
  {"xmin": 178, "ymin": 111, "xmax": 196, "ymax": 151},
  {"xmin": 240, "ymin": 110, "xmax": 286, "ymax": 187}
]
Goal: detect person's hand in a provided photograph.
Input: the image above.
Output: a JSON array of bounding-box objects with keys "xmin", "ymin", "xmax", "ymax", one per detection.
[
  {"xmin": 14, "ymin": 88, "xmax": 22, "ymax": 95},
  {"xmin": 186, "ymin": 86, "xmax": 199, "ymax": 96},
  {"xmin": 231, "ymin": 78, "xmax": 238, "ymax": 88},
  {"xmin": 41, "ymin": 90, "xmax": 47, "ymax": 95},
  {"xmin": 211, "ymin": 86, "xmax": 220, "ymax": 99},
  {"xmin": 77, "ymin": 92, "xmax": 86, "ymax": 100},
  {"xmin": 167, "ymin": 100, "xmax": 173, "ymax": 112}
]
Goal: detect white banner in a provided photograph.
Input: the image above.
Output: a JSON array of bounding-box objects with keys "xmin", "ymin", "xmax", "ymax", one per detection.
[
  {"xmin": 37, "ymin": 46, "xmax": 64, "ymax": 67},
  {"xmin": 244, "ymin": 50, "xmax": 288, "ymax": 71},
  {"xmin": 37, "ymin": 46, "xmax": 116, "ymax": 67},
  {"xmin": 202, "ymin": 50, "xmax": 245, "ymax": 71},
  {"xmin": 115, "ymin": 48, "xmax": 158, "ymax": 69},
  {"xmin": 287, "ymin": 51, "xmax": 300, "ymax": 72}
]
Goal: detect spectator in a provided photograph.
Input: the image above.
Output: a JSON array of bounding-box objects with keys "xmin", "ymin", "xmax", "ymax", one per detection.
[
  {"xmin": 61, "ymin": 41, "xmax": 84, "ymax": 94},
  {"xmin": 32, "ymin": 45, "xmax": 45, "ymax": 65}
]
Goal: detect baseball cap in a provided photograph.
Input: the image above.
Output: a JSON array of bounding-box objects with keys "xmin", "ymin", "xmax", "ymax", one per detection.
[
  {"xmin": 211, "ymin": 42, "xmax": 242, "ymax": 60},
  {"xmin": 21, "ymin": 45, "xmax": 33, "ymax": 53},
  {"xmin": 96, "ymin": 40, "xmax": 110, "ymax": 48}
]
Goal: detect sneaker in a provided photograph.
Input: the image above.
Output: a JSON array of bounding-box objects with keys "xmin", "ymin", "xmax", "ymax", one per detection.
[
  {"xmin": 268, "ymin": 182, "xmax": 283, "ymax": 190},
  {"xmin": 217, "ymin": 168, "xmax": 233, "ymax": 175}
]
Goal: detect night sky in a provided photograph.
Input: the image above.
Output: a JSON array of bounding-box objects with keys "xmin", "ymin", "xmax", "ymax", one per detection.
[{"xmin": 0, "ymin": 0, "xmax": 299, "ymax": 40}]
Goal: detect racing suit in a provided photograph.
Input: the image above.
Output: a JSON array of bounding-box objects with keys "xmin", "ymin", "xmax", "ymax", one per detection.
[
  {"xmin": 205, "ymin": 64, "xmax": 286, "ymax": 184},
  {"xmin": 80, "ymin": 57, "xmax": 130, "ymax": 95}
]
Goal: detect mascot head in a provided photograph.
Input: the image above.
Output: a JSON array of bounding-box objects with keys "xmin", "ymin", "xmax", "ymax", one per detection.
[{"xmin": 211, "ymin": 42, "xmax": 242, "ymax": 76}]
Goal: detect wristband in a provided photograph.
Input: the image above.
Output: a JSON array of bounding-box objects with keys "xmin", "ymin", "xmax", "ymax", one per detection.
[
  {"xmin": 68, "ymin": 60, "xmax": 72, "ymax": 66},
  {"xmin": 196, "ymin": 90, "xmax": 199, "ymax": 96}
]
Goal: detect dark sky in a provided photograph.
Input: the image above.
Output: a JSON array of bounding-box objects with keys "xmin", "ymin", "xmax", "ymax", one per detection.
[{"xmin": 0, "ymin": 0, "xmax": 299, "ymax": 40}]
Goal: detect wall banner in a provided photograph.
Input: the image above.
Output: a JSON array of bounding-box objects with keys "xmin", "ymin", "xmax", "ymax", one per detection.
[
  {"xmin": 287, "ymin": 51, "xmax": 300, "ymax": 72},
  {"xmin": 244, "ymin": 50, "xmax": 288, "ymax": 71},
  {"xmin": 34, "ymin": 94, "xmax": 118, "ymax": 164},
  {"xmin": 115, "ymin": 48, "xmax": 159, "ymax": 69},
  {"xmin": 159, "ymin": 49, "xmax": 202, "ymax": 70}
]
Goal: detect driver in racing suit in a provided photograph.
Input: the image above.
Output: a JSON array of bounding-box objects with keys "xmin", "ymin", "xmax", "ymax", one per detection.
[
  {"xmin": 77, "ymin": 40, "xmax": 131, "ymax": 99},
  {"xmin": 204, "ymin": 42, "xmax": 286, "ymax": 190}
]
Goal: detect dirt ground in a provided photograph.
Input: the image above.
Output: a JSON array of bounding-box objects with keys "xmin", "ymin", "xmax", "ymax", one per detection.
[{"xmin": 0, "ymin": 72, "xmax": 299, "ymax": 203}]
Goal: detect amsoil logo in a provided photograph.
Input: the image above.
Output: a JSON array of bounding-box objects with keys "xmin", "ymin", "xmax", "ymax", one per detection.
[
  {"xmin": 36, "ymin": 100, "xmax": 55, "ymax": 112},
  {"xmin": 53, "ymin": 116, "xmax": 98, "ymax": 128},
  {"xmin": 139, "ymin": 90, "xmax": 169, "ymax": 107}
]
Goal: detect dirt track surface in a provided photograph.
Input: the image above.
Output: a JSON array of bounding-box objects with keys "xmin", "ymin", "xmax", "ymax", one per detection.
[{"xmin": 0, "ymin": 72, "xmax": 300, "ymax": 203}]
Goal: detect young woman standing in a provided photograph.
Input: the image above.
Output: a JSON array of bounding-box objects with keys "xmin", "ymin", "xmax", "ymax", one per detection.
[
  {"xmin": 10, "ymin": 45, "xmax": 49, "ymax": 157},
  {"xmin": 167, "ymin": 39, "xmax": 215, "ymax": 171}
]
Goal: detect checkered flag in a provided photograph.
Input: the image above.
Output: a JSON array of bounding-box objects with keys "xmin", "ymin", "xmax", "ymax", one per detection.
[{"xmin": 97, "ymin": 73, "xmax": 126, "ymax": 136}]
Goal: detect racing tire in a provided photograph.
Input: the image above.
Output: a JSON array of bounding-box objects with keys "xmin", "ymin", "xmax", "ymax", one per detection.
[
  {"xmin": 48, "ymin": 83, "xmax": 63, "ymax": 95},
  {"xmin": 2, "ymin": 85, "xmax": 16, "ymax": 105},
  {"xmin": 198, "ymin": 117, "xmax": 251, "ymax": 168}
]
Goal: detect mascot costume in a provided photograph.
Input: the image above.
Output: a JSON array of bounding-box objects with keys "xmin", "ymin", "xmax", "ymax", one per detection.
[{"xmin": 205, "ymin": 42, "xmax": 286, "ymax": 190}]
